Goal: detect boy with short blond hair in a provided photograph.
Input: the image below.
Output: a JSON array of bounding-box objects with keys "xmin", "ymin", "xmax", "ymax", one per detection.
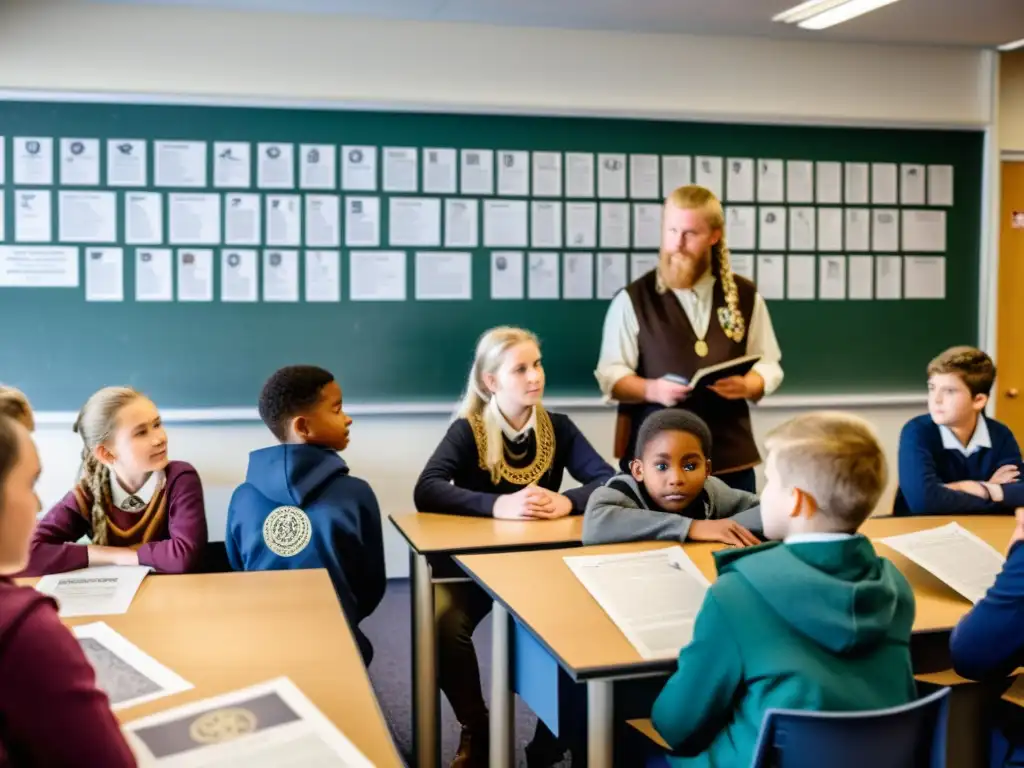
[
  {"xmin": 0, "ymin": 386, "xmax": 34, "ymax": 431},
  {"xmin": 895, "ymin": 345, "xmax": 1023, "ymax": 515},
  {"xmin": 650, "ymin": 412, "xmax": 916, "ymax": 768}
]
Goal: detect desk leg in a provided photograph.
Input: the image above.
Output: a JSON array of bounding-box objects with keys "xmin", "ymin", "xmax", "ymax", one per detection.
[
  {"xmin": 411, "ymin": 552, "xmax": 438, "ymax": 768},
  {"xmin": 587, "ymin": 679, "xmax": 614, "ymax": 768},
  {"xmin": 490, "ymin": 602, "xmax": 514, "ymax": 768}
]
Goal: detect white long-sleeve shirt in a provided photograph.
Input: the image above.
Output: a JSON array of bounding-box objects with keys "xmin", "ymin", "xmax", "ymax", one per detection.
[{"xmin": 594, "ymin": 270, "xmax": 784, "ymax": 400}]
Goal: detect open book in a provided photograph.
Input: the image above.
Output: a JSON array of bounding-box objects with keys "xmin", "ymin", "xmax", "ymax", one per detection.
[{"xmin": 664, "ymin": 354, "xmax": 762, "ymax": 391}]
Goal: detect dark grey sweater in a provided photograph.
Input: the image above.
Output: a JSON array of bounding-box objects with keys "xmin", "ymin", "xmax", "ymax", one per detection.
[{"xmin": 582, "ymin": 473, "xmax": 763, "ymax": 545}]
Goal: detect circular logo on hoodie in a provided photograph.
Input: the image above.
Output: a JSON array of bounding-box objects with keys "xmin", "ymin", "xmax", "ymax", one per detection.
[{"xmin": 263, "ymin": 506, "xmax": 312, "ymax": 557}]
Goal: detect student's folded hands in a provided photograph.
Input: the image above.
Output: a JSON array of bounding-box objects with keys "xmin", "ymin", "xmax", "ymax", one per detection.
[
  {"xmin": 688, "ymin": 519, "xmax": 761, "ymax": 548},
  {"xmin": 990, "ymin": 464, "xmax": 1021, "ymax": 485},
  {"xmin": 493, "ymin": 485, "xmax": 572, "ymax": 520}
]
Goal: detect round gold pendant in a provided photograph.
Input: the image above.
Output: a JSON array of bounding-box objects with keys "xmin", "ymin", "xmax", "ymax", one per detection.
[{"xmin": 695, "ymin": 340, "xmax": 709, "ymax": 357}]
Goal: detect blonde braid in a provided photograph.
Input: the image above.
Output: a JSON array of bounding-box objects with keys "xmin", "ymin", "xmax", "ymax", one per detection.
[
  {"xmin": 712, "ymin": 236, "xmax": 746, "ymax": 344},
  {"xmin": 80, "ymin": 451, "xmax": 111, "ymax": 545}
]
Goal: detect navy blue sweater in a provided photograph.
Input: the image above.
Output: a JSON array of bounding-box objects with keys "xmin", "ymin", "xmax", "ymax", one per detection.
[
  {"xmin": 226, "ymin": 444, "xmax": 386, "ymax": 664},
  {"xmin": 894, "ymin": 414, "xmax": 1024, "ymax": 516}
]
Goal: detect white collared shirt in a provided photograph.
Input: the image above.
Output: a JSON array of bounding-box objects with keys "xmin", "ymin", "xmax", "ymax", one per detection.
[
  {"xmin": 498, "ymin": 406, "xmax": 536, "ymax": 443},
  {"xmin": 109, "ymin": 470, "xmax": 165, "ymax": 513},
  {"xmin": 594, "ymin": 269, "xmax": 784, "ymax": 400},
  {"xmin": 784, "ymin": 532, "xmax": 856, "ymax": 545},
  {"xmin": 939, "ymin": 417, "xmax": 992, "ymax": 458}
]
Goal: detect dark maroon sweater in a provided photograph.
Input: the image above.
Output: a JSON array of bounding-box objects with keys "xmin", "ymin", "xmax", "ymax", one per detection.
[{"xmin": 0, "ymin": 578, "xmax": 137, "ymax": 766}]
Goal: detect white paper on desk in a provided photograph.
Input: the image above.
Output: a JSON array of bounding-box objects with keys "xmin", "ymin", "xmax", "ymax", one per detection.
[
  {"xmin": 424, "ymin": 148, "xmax": 457, "ymax": 194},
  {"xmin": 213, "ymin": 142, "xmax": 251, "ymax": 189},
  {"xmin": 383, "ymin": 147, "xmax": 419, "ymax": 193},
  {"xmin": 531, "ymin": 201, "xmax": 562, "ymax": 248},
  {"xmin": 389, "ymin": 197, "xmax": 441, "ymax": 247},
  {"xmin": 305, "ymin": 195, "xmax": 340, "ymax": 248},
  {"xmin": 565, "ymin": 152, "xmax": 595, "ymax": 198},
  {"xmin": 123, "ymin": 677, "xmax": 375, "ymax": 768},
  {"xmin": 565, "ymin": 202, "xmax": 597, "ymax": 249},
  {"xmin": 225, "ymin": 194, "xmax": 261, "ymax": 246},
  {"xmin": 872, "ymin": 209, "xmax": 900, "ymax": 252},
  {"xmin": 85, "ymin": 248, "xmax": 125, "ymax": 302},
  {"xmin": 491, "ymin": 251, "xmax": 524, "ymax": 299},
  {"xmin": 168, "ymin": 193, "xmax": 220, "ymax": 245},
  {"xmin": 695, "ymin": 156, "xmax": 723, "ymax": 199},
  {"xmin": 263, "ymin": 250, "xmax": 299, "ymax": 302},
  {"xmin": 527, "ymin": 251, "xmax": 560, "ymax": 300},
  {"xmin": 257, "ymin": 143, "xmax": 294, "ymax": 189},
  {"xmin": 757, "ymin": 159, "xmax": 784, "ymax": 203},
  {"xmin": 266, "ymin": 195, "xmax": 301, "ymax": 247},
  {"xmin": 460, "ymin": 149, "xmax": 493, "ymax": 195},
  {"xmin": 155, "ymin": 141, "xmax": 206, "ymax": 188},
  {"xmin": 848, "ymin": 255, "xmax": 873, "ymax": 300},
  {"xmin": 597, "ymin": 252, "xmax": 627, "ymax": 300},
  {"xmin": 816, "ymin": 162, "xmax": 843, "ymax": 204},
  {"xmin": 108, "ymin": 139, "xmax": 147, "ymax": 187},
  {"xmin": 633, "ymin": 204, "xmax": 661, "ymax": 249},
  {"xmin": 759, "ymin": 207, "xmax": 786, "ymax": 251},
  {"xmin": 497, "ymin": 150, "xmax": 529, "ymax": 197},
  {"xmin": 415, "ymin": 251, "xmax": 471, "ymax": 300},
  {"xmin": 630, "ymin": 252, "xmax": 659, "ymax": 282},
  {"xmin": 756, "ymin": 255, "xmax": 785, "ymax": 300},
  {"xmin": 14, "ymin": 137, "xmax": 53, "ymax": 185},
  {"xmin": 36, "ymin": 565, "xmax": 151, "ymax": 618},
  {"xmin": 176, "ymin": 249, "xmax": 214, "ymax": 301},
  {"xmin": 844, "ymin": 162, "xmax": 869, "ymax": 205},
  {"xmin": 901, "ymin": 164, "xmax": 926, "ymax": 205},
  {"xmin": 445, "ymin": 199, "xmax": 478, "ymax": 248},
  {"xmin": 598, "ymin": 153, "xmax": 627, "ymax": 199},
  {"xmin": 600, "ymin": 203, "xmax": 630, "ymax": 249},
  {"xmin": 342, "ymin": 145, "xmax": 377, "ymax": 191},
  {"xmin": 789, "ymin": 206, "xmax": 816, "ymax": 251},
  {"xmin": 15, "ymin": 189, "xmax": 52, "ymax": 243},
  {"xmin": 845, "ymin": 208, "xmax": 870, "ymax": 252},
  {"xmin": 345, "ymin": 197, "xmax": 380, "ymax": 247},
  {"xmin": 136, "ymin": 249, "xmax": 173, "ymax": 302},
  {"xmin": 929, "ymin": 165, "xmax": 954, "ymax": 206},
  {"xmin": 484, "ymin": 200, "xmax": 528, "ymax": 248},
  {"xmin": 818, "ymin": 208, "xmax": 843, "ymax": 252},
  {"xmin": 726, "ymin": 158, "xmax": 754, "ymax": 202},
  {"xmin": 786, "ymin": 254, "xmax": 815, "ymax": 300},
  {"xmin": 818, "ymin": 255, "xmax": 846, "ymax": 300},
  {"xmin": 879, "ymin": 522, "xmax": 1005, "ymax": 604},
  {"xmin": 563, "ymin": 252, "xmax": 594, "ymax": 299},
  {"xmin": 787, "ymin": 160, "xmax": 814, "ymax": 203},
  {"xmin": 0, "ymin": 246, "xmax": 79, "ymax": 287},
  {"xmin": 904, "ymin": 256, "xmax": 946, "ymax": 300},
  {"xmin": 630, "ymin": 154, "xmax": 660, "ymax": 200},
  {"xmin": 305, "ymin": 250, "xmax": 341, "ymax": 303},
  {"xmin": 126, "ymin": 193, "xmax": 163, "ymax": 245},
  {"xmin": 875, "ymin": 254, "xmax": 902, "ymax": 300},
  {"xmin": 662, "ymin": 156, "xmax": 691, "ymax": 198},
  {"xmin": 725, "ymin": 206, "xmax": 755, "ymax": 250},
  {"xmin": 532, "ymin": 152, "xmax": 562, "ymax": 198},
  {"xmin": 730, "ymin": 253, "xmax": 755, "ymax": 282},
  {"xmin": 349, "ymin": 250, "xmax": 406, "ymax": 301},
  {"xmin": 564, "ymin": 547, "xmax": 710, "ymax": 660},
  {"xmin": 60, "ymin": 138, "xmax": 100, "ymax": 186},
  {"xmin": 60, "ymin": 191, "xmax": 117, "ymax": 243},
  {"xmin": 221, "ymin": 249, "xmax": 258, "ymax": 302},
  {"xmin": 300, "ymin": 144, "xmax": 336, "ymax": 191},
  {"xmin": 872, "ymin": 163, "xmax": 898, "ymax": 204},
  {"xmin": 902, "ymin": 210, "xmax": 946, "ymax": 253},
  {"xmin": 74, "ymin": 622, "xmax": 193, "ymax": 711}
]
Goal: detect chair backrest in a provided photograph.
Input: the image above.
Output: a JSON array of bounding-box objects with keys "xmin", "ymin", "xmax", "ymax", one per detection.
[{"xmin": 749, "ymin": 687, "xmax": 951, "ymax": 768}]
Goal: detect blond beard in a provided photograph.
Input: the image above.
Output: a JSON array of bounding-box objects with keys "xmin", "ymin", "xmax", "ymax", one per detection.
[{"xmin": 658, "ymin": 249, "xmax": 711, "ymax": 291}]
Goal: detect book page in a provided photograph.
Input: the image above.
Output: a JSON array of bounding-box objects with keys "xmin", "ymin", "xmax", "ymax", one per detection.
[{"xmin": 36, "ymin": 565, "xmax": 151, "ymax": 617}]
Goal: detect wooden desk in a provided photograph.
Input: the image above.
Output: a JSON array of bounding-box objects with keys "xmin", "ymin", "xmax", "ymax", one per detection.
[
  {"xmin": 24, "ymin": 570, "xmax": 403, "ymax": 768},
  {"xmin": 389, "ymin": 512, "xmax": 583, "ymax": 768},
  {"xmin": 457, "ymin": 515, "xmax": 1015, "ymax": 768}
]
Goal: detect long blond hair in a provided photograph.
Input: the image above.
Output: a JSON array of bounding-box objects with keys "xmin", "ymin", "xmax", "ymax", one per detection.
[
  {"xmin": 658, "ymin": 185, "xmax": 746, "ymax": 343},
  {"xmin": 457, "ymin": 326, "xmax": 540, "ymax": 483},
  {"xmin": 73, "ymin": 387, "xmax": 143, "ymax": 545}
]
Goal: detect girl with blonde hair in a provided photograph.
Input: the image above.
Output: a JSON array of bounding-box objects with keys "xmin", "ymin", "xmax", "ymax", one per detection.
[{"xmin": 414, "ymin": 326, "xmax": 614, "ymax": 767}]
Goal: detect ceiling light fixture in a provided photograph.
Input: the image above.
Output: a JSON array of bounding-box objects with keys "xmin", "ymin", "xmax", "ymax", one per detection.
[
  {"xmin": 998, "ymin": 38, "xmax": 1024, "ymax": 52},
  {"xmin": 773, "ymin": 0, "xmax": 902, "ymax": 31}
]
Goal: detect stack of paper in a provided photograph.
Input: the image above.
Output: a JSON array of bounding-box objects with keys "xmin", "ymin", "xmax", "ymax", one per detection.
[{"xmin": 35, "ymin": 564, "xmax": 151, "ymax": 617}]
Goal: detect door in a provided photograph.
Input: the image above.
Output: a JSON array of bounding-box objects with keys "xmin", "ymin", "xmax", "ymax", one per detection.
[{"xmin": 997, "ymin": 161, "xmax": 1024, "ymax": 434}]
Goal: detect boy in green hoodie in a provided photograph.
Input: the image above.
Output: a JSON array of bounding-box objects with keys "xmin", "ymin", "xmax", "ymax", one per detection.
[{"xmin": 650, "ymin": 411, "xmax": 917, "ymax": 768}]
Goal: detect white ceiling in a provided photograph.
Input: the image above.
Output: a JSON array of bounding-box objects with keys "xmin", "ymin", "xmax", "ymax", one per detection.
[{"xmin": 82, "ymin": 0, "xmax": 1024, "ymax": 48}]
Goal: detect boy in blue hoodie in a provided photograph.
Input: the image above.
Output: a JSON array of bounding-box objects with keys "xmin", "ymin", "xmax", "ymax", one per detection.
[
  {"xmin": 650, "ymin": 411, "xmax": 916, "ymax": 768},
  {"xmin": 226, "ymin": 365, "xmax": 386, "ymax": 664}
]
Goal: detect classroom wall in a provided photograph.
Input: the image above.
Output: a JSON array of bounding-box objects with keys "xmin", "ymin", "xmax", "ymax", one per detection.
[
  {"xmin": 1000, "ymin": 50, "xmax": 1024, "ymax": 150},
  {"xmin": 4, "ymin": 1, "xmax": 976, "ymax": 576}
]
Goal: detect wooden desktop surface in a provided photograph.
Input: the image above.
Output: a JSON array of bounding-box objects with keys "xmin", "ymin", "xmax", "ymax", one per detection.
[
  {"xmin": 21, "ymin": 569, "xmax": 403, "ymax": 768},
  {"xmin": 390, "ymin": 511, "xmax": 583, "ymax": 555}
]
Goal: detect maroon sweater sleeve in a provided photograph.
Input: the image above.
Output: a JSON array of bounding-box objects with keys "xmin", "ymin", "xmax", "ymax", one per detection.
[
  {"xmin": 23, "ymin": 491, "xmax": 91, "ymax": 576},
  {"xmin": 0, "ymin": 587, "xmax": 137, "ymax": 766},
  {"xmin": 136, "ymin": 465, "xmax": 208, "ymax": 574}
]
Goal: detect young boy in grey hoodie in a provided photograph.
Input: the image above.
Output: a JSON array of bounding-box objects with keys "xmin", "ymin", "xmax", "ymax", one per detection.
[{"xmin": 583, "ymin": 409, "xmax": 763, "ymax": 548}]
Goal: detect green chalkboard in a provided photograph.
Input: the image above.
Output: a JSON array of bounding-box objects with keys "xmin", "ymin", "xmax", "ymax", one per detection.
[{"xmin": 0, "ymin": 98, "xmax": 982, "ymax": 411}]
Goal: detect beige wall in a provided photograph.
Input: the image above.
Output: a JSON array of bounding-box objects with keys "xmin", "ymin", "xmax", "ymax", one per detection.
[{"xmin": 1001, "ymin": 50, "xmax": 1024, "ymax": 150}]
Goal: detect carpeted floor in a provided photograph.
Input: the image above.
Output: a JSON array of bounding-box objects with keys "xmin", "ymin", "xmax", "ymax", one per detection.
[{"xmin": 362, "ymin": 578, "xmax": 572, "ymax": 767}]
